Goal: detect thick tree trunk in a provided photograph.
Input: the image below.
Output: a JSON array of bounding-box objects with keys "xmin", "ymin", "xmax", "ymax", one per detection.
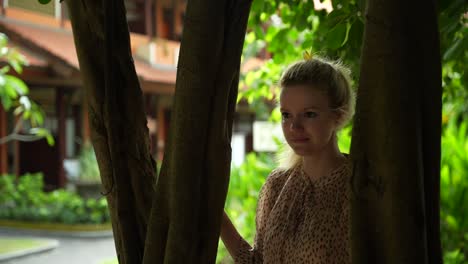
[
  {"xmin": 67, "ymin": 0, "xmax": 251, "ymax": 263},
  {"xmin": 350, "ymin": 0, "xmax": 442, "ymax": 263},
  {"xmin": 143, "ymin": 0, "xmax": 252, "ymax": 263},
  {"xmin": 67, "ymin": 1, "xmax": 156, "ymax": 263}
]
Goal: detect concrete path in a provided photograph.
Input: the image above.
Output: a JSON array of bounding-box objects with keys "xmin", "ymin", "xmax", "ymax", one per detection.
[{"xmin": 0, "ymin": 229, "xmax": 116, "ymax": 264}]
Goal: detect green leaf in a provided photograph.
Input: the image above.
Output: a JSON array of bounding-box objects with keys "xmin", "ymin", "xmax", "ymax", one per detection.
[
  {"xmin": 4, "ymin": 82, "xmax": 17, "ymax": 98},
  {"xmin": 23, "ymin": 110, "xmax": 31, "ymax": 120},
  {"xmin": 1, "ymin": 96, "xmax": 12, "ymax": 110},
  {"xmin": 0, "ymin": 33, "xmax": 7, "ymax": 47},
  {"xmin": 9, "ymin": 60, "xmax": 22, "ymax": 74},
  {"xmin": 348, "ymin": 19, "xmax": 364, "ymax": 49},
  {"xmin": 13, "ymin": 106, "xmax": 24, "ymax": 116},
  {"xmin": 0, "ymin": 74, "xmax": 6, "ymax": 86},
  {"xmin": 30, "ymin": 127, "xmax": 55, "ymax": 146},
  {"xmin": 443, "ymin": 37, "xmax": 467, "ymax": 61},
  {"xmin": 19, "ymin": 96, "xmax": 32, "ymax": 110},
  {"xmin": 5, "ymin": 75, "xmax": 28, "ymax": 95},
  {"xmin": 46, "ymin": 133, "xmax": 55, "ymax": 146},
  {"xmin": 31, "ymin": 109, "xmax": 45, "ymax": 126},
  {"xmin": 38, "ymin": 0, "xmax": 52, "ymax": 4},
  {"xmin": 324, "ymin": 9, "xmax": 349, "ymax": 29},
  {"xmin": 0, "ymin": 66, "xmax": 10, "ymax": 74},
  {"xmin": 341, "ymin": 22, "xmax": 352, "ymax": 47},
  {"xmin": 326, "ymin": 23, "xmax": 347, "ymax": 50}
]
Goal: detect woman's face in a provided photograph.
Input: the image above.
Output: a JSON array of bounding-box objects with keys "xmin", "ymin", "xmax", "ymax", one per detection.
[{"xmin": 280, "ymin": 85, "xmax": 339, "ymax": 156}]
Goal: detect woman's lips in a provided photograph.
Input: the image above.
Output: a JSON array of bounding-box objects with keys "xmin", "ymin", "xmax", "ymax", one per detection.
[{"xmin": 289, "ymin": 137, "xmax": 309, "ymax": 143}]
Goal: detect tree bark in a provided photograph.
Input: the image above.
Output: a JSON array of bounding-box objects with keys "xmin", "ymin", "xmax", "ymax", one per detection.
[
  {"xmin": 350, "ymin": 0, "xmax": 442, "ymax": 263},
  {"xmin": 67, "ymin": 0, "xmax": 252, "ymax": 263},
  {"xmin": 143, "ymin": 0, "xmax": 252, "ymax": 263},
  {"xmin": 66, "ymin": 0, "xmax": 156, "ymax": 263}
]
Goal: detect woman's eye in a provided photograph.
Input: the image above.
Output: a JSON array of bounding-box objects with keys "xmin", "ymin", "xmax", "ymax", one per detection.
[
  {"xmin": 281, "ymin": 112, "xmax": 290, "ymax": 119},
  {"xmin": 305, "ymin": 112, "xmax": 318, "ymax": 118}
]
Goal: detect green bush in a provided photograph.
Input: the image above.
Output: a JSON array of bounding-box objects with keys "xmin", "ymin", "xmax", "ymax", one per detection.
[
  {"xmin": 78, "ymin": 142, "xmax": 101, "ymax": 183},
  {"xmin": 441, "ymin": 120, "xmax": 468, "ymax": 264},
  {"xmin": 0, "ymin": 173, "xmax": 110, "ymax": 224}
]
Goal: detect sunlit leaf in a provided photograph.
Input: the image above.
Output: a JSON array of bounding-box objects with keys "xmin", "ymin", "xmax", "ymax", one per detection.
[
  {"xmin": 5, "ymin": 75, "xmax": 28, "ymax": 95},
  {"xmin": 9, "ymin": 60, "xmax": 22, "ymax": 74},
  {"xmin": 443, "ymin": 37, "xmax": 466, "ymax": 61},
  {"xmin": 1, "ymin": 97, "xmax": 12, "ymax": 110},
  {"xmin": 19, "ymin": 96, "xmax": 31, "ymax": 110},
  {"xmin": 326, "ymin": 23, "xmax": 347, "ymax": 50},
  {"xmin": 0, "ymin": 33, "xmax": 7, "ymax": 47},
  {"xmin": 29, "ymin": 127, "xmax": 55, "ymax": 146},
  {"xmin": 0, "ymin": 66, "xmax": 10, "ymax": 75},
  {"xmin": 13, "ymin": 106, "xmax": 24, "ymax": 116}
]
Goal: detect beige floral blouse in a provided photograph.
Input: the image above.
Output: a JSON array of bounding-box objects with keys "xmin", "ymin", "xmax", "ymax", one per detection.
[{"xmin": 234, "ymin": 161, "xmax": 351, "ymax": 264}]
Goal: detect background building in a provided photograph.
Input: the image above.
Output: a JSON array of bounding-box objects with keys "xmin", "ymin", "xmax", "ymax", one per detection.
[{"xmin": 0, "ymin": 0, "xmax": 259, "ymax": 189}]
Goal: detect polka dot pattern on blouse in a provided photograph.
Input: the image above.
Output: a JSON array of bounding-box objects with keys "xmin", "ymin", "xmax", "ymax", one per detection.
[{"xmin": 234, "ymin": 161, "xmax": 351, "ymax": 264}]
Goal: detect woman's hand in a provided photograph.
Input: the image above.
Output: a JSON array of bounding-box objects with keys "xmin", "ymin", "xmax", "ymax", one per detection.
[{"xmin": 220, "ymin": 211, "xmax": 244, "ymax": 259}]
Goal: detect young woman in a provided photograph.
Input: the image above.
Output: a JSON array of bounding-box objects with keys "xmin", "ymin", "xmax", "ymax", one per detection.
[{"xmin": 221, "ymin": 57, "xmax": 355, "ymax": 263}]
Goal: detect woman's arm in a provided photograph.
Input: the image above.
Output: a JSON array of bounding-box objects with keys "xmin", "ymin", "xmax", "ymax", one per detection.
[
  {"xmin": 220, "ymin": 211, "xmax": 251, "ymax": 259},
  {"xmin": 221, "ymin": 169, "xmax": 285, "ymax": 263}
]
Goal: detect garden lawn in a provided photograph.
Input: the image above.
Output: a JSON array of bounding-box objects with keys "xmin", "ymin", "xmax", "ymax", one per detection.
[
  {"xmin": 0, "ymin": 237, "xmax": 54, "ymax": 255},
  {"xmin": 101, "ymin": 258, "xmax": 118, "ymax": 264}
]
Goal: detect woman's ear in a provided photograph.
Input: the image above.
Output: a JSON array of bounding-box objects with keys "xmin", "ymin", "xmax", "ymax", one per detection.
[{"xmin": 332, "ymin": 110, "xmax": 342, "ymax": 127}]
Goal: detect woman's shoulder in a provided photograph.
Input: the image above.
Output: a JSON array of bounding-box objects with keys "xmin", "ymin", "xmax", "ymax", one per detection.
[
  {"xmin": 267, "ymin": 167, "xmax": 291, "ymax": 181},
  {"xmin": 263, "ymin": 167, "xmax": 295, "ymax": 191}
]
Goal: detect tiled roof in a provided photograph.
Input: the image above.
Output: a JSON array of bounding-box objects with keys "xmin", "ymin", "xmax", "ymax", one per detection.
[
  {"xmin": 0, "ymin": 18, "xmax": 176, "ymax": 88},
  {"xmin": 7, "ymin": 42, "xmax": 48, "ymax": 67}
]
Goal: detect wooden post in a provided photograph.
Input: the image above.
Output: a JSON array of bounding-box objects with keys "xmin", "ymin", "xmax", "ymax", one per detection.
[
  {"xmin": 13, "ymin": 116, "xmax": 20, "ymax": 179},
  {"xmin": 156, "ymin": 105, "xmax": 166, "ymax": 161},
  {"xmin": 155, "ymin": 0, "xmax": 164, "ymax": 38},
  {"xmin": 0, "ymin": 106, "xmax": 7, "ymax": 174},
  {"xmin": 145, "ymin": 0, "xmax": 154, "ymax": 39},
  {"xmin": 82, "ymin": 95, "xmax": 90, "ymax": 144},
  {"xmin": 60, "ymin": 1, "xmax": 66, "ymax": 28},
  {"xmin": 56, "ymin": 88, "xmax": 67, "ymax": 187},
  {"xmin": 0, "ymin": 0, "xmax": 5, "ymax": 17}
]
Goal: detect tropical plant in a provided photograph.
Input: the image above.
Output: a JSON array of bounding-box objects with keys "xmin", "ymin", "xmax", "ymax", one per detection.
[
  {"xmin": 440, "ymin": 119, "xmax": 468, "ymax": 264},
  {"xmin": 77, "ymin": 142, "xmax": 101, "ymax": 183},
  {"xmin": 0, "ymin": 32, "xmax": 53, "ymax": 145},
  {"xmin": 241, "ymin": 0, "xmax": 467, "ymax": 121},
  {"xmin": 0, "ymin": 173, "xmax": 109, "ymax": 224}
]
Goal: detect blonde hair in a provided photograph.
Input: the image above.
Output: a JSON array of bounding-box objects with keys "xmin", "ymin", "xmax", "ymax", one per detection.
[{"xmin": 276, "ymin": 56, "xmax": 355, "ymax": 170}]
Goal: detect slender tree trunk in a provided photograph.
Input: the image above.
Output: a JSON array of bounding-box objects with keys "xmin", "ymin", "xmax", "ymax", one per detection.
[
  {"xmin": 143, "ymin": 0, "xmax": 252, "ymax": 263},
  {"xmin": 350, "ymin": 0, "xmax": 442, "ymax": 263},
  {"xmin": 67, "ymin": 0, "xmax": 156, "ymax": 262},
  {"xmin": 67, "ymin": 0, "xmax": 252, "ymax": 263}
]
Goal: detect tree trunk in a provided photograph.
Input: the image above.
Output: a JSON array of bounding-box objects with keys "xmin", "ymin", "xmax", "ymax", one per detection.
[
  {"xmin": 67, "ymin": 0, "xmax": 156, "ymax": 262},
  {"xmin": 142, "ymin": 0, "xmax": 252, "ymax": 263},
  {"xmin": 66, "ymin": 0, "xmax": 252, "ymax": 263},
  {"xmin": 350, "ymin": 0, "xmax": 442, "ymax": 263}
]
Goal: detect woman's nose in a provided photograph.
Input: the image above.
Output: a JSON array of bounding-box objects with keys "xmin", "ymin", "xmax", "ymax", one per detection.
[{"xmin": 290, "ymin": 117, "xmax": 304, "ymax": 131}]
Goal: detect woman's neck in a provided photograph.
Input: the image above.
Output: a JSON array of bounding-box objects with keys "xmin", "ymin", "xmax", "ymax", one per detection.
[{"xmin": 301, "ymin": 137, "xmax": 346, "ymax": 181}]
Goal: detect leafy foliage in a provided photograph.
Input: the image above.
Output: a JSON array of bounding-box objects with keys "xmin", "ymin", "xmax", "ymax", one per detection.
[
  {"xmin": 0, "ymin": 33, "xmax": 53, "ymax": 145},
  {"xmin": 241, "ymin": 0, "xmax": 467, "ymax": 121},
  {"xmin": 78, "ymin": 142, "xmax": 101, "ymax": 183},
  {"xmin": 0, "ymin": 173, "xmax": 110, "ymax": 224},
  {"xmin": 440, "ymin": 119, "xmax": 468, "ymax": 264}
]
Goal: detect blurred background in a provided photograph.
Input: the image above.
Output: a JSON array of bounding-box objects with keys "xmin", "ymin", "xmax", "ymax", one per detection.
[{"xmin": 0, "ymin": 0, "xmax": 465, "ymax": 263}]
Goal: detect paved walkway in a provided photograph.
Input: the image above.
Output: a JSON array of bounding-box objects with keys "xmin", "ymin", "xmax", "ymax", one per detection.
[{"xmin": 0, "ymin": 229, "xmax": 116, "ymax": 264}]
